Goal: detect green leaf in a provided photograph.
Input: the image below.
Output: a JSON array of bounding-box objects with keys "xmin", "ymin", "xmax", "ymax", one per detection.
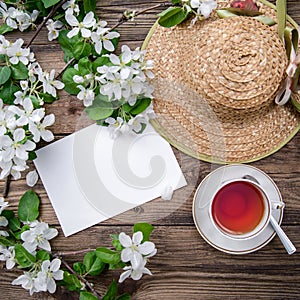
[
  {"xmin": 95, "ymin": 248, "xmax": 121, "ymax": 265},
  {"xmin": 158, "ymin": 7, "xmax": 189, "ymax": 28},
  {"xmin": 83, "ymin": 251, "xmax": 106, "ymax": 276},
  {"xmin": 14, "ymin": 225, "xmax": 30, "ymax": 240},
  {"xmin": 80, "ymin": 291, "xmax": 99, "ymax": 300},
  {"xmin": 8, "ymin": 216, "xmax": 21, "ymax": 232},
  {"xmin": 1, "ymin": 210, "xmax": 14, "ymax": 220},
  {"xmin": 42, "ymin": 0, "xmax": 60, "ymax": 8},
  {"xmin": 10, "ymin": 62, "xmax": 29, "ymax": 80},
  {"xmin": 276, "ymin": 0, "xmax": 286, "ymax": 39},
  {"xmin": 62, "ymin": 67, "xmax": 80, "ymax": 95},
  {"xmin": 84, "ymin": 96, "xmax": 113, "ymax": 120},
  {"xmin": 130, "ymin": 98, "xmax": 151, "ymax": 115},
  {"xmin": 102, "ymin": 280, "xmax": 118, "ymax": 300},
  {"xmin": 0, "ymin": 81, "xmax": 20, "ymax": 104},
  {"xmin": 36, "ymin": 250, "xmax": 50, "ymax": 262},
  {"xmin": 28, "ymin": 151, "xmax": 37, "ymax": 161},
  {"xmin": 0, "ymin": 66, "xmax": 11, "ymax": 85},
  {"xmin": 111, "ymin": 234, "xmax": 123, "ymax": 251},
  {"xmin": 93, "ymin": 56, "xmax": 111, "ymax": 72},
  {"xmin": 108, "ymin": 260, "xmax": 126, "ymax": 270},
  {"xmin": 83, "ymin": 0, "xmax": 96, "ymax": 13},
  {"xmin": 18, "ymin": 190, "xmax": 40, "ymax": 222},
  {"xmin": 0, "ymin": 236, "xmax": 14, "ymax": 247},
  {"xmin": 39, "ymin": 92, "xmax": 57, "ymax": 104},
  {"xmin": 73, "ymin": 262, "xmax": 86, "ymax": 276},
  {"xmin": 253, "ymin": 15, "xmax": 276, "ymax": 26},
  {"xmin": 14, "ymin": 244, "xmax": 36, "ymax": 268},
  {"xmin": 0, "ymin": 23, "xmax": 14, "ymax": 35},
  {"xmin": 78, "ymin": 57, "xmax": 92, "ymax": 74},
  {"xmin": 61, "ymin": 271, "xmax": 83, "ymax": 291},
  {"xmin": 133, "ymin": 223, "xmax": 154, "ymax": 242}
]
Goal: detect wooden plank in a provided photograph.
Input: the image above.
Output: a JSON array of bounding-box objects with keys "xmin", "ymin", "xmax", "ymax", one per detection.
[{"xmin": 0, "ymin": 226, "xmax": 299, "ymax": 299}]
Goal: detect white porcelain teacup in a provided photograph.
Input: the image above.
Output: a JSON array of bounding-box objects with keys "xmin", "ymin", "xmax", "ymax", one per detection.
[{"xmin": 209, "ymin": 178, "xmax": 283, "ymax": 240}]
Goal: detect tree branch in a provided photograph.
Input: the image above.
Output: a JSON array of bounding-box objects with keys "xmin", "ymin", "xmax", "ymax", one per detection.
[
  {"xmin": 2, "ymin": 175, "xmax": 11, "ymax": 198},
  {"xmin": 110, "ymin": 2, "xmax": 172, "ymax": 31},
  {"xmin": 55, "ymin": 255, "xmax": 102, "ymax": 299},
  {"xmin": 26, "ymin": 0, "xmax": 69, "ymax": 48}
]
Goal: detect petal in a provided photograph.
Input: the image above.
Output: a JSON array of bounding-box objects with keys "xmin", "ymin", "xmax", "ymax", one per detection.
[
  {"xmin": 122, "ymin": 50, "xmax": 132, "ymax": 64},
  {"xmin": 43, "ymin": 228, "xmax": 58, "ymax": 240},
  {"xmin": 121, "ymin": 248, "xmax": 133, "ymax": 263},
  {"xmin": 138, "ymin": 242, "xmax": 155, "ymax": 255},
  {"xmin": 38, "ymin": 239, "xmax": 51, "ymax": 251},
  {"xmin": 131, "ymin": 252, "xmax": 143, "ymax": 269},
  {"xmin": 43, "ymin": 113, "xmax": 55, "ymax": 127},
  {"xmin": 13, "ymin": 128, "xmax": 25, "ymax": 142},
  {"xmin": 81, "ymin": 27, "xmax": 91, "ymax": 38},
  {"xmin": 83, "ymin": 11, "xmax": 95, "ymax": 26},
  {"xmin": 67, "ymin": 27, "xmax": 79, "ymax": 38},
  {"xmin": 50, "ymin": 258, "xmax": 61, "ymax": 272},
  {"xmin": 53, "ymin": 270, "xmax": 64, "ymax": 280},
  {"xmin": 26, "ymin": 170, "xmax": 38, "ymax": 187},
  {"xmin": 118, "ymin": 269, "xmax": 131, "ymax": 283},
  {"xmin": 23, "ymin": 98, "xmax": 33, "ymax": 112},
  {"xmin": 41, "ymin": 130, "xmax": 54, "ymax": 142},
  {"xmin": 47, "ymin": 278, "xmax": 56, "ymax": 293},
  {"xmin": 120, "ymin": 68, "xmax": 131, "ymax": 80},
  {"xmin": 118, "ymin": 232, "xmax": 132, "ymax": 247},
  {"xmin": 103, "ymin": 40, "xmax": 115, "ymax": 52},
  {"xmin": 65, "ymin": 13, "xmax": 78, "ymax": 26},
  {"xmin": 131, "ymin": 269, "xmax": 143, "ymax": 281},
  {"xmin": 109, "ymin": 54, "xmax": 120, "ymax": 65},
  {"xmin": 132, "ymin": 231, "xmax": 143, "ymax": 245},
  {"xmin": 6, "ymin": 258, "xmax": 15, "ymax": 269}
]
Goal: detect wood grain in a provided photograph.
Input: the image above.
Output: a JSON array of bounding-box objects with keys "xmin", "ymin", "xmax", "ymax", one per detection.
[{"xmin": 0, "ymin": 0, "xmax": 299, "ymax": 299}]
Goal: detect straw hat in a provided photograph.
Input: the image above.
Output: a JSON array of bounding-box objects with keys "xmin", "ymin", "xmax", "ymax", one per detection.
[{"xmin": 144, "ymin": 0, "xmax": 300, "ymax": 163}]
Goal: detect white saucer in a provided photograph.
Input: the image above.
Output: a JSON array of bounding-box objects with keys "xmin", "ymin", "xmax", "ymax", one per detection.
[{"xmin": 192, "ymin": 164, "xmax": 284, "ymax": 254}]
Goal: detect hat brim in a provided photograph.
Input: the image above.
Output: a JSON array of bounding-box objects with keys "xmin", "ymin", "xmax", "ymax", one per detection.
[{"xmin": 143, "ymin": 1, "xmax": 300, "ymax": 164}]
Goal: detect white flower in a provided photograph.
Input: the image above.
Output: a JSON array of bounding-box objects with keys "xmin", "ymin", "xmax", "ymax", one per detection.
[
  {"xmin": 29, "ymin": 113, "xmax": 55, "ymax": 143},
  {"xmin": 0, "ymin": 197, "xmax": 9, "ymax": 214},
  {"xmin": 21, "ymin": 221, "xmax": 58, "ymax": 253},
  {"xmin": 91, "ymin": 21, "xmax": 120, "ymax": 54},
  {"xmin": 46, "ymin": 19, "xmax": 63, "ymax": 41},
  {"xmin": 15, "ymin": 10, "xmax": 39, "ymax": 32},
  {"xmin": 77, "ymin": 85, "xmax": 95, "ymax": 106},
  {"xmin": 35, "ymin": 259, "xmax": 64, "ymax": 293},
  {"xmin": 0, "ymin": 128, "xmax": 36, "ymax": 162},
  {"xmin": 42, "ymin": 69, "xmax": 64, "ymax": 97},
  {"xmin": 119, "ymin": 254, "xmax": 152, "ymax": 283},
  {"xmin": 119, "ymin": 231, "xmax": 156, "ymax": 266},
  {"xmin": 105, "ymin": 117, "xmax": 124, "ymax": 139},
  {"xmin": 0, "ymin": 246, "xmax": 15, "ymax": 269},
  {"xmin": 6, "ymin": 38, "xmax": 30, "ymax": 65},
  {"xmin": 62, "ymin": 0, "xmax": 80, "ymax": 16},
  {"xmin": 0, "ymin": 230, "xmax": 9, "ymax": 236},
  {"xmin": 0, "ymin": 215, "xmax": 8, "ymax": 227},
  {"xmin": 66, "ymin": 11, "xmax": 96, "ymax": 38},
  {"xmin": 190, "ymin": 0, "xmax": 217, "ymax": 19},
  {"xmin": 26, "ymin": 170, "xmax": 39, "ymax": 187},
  {"xmin": 0, "ymin": 3, "xmax": 17, "ymax": 29},
  {"xmin": 0, "ymin": 34, "xmax": 12, "ymax": 55},
  {"xmin": 12, "ymin": 272, "xmax": 38, "ymax": 295}
]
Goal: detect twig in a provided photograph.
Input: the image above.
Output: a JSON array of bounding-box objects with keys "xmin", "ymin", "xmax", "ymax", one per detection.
[
  {"xmin": 55, "ymin": 255, "xmax": 102, "ymax": 299},
  {"xmin": 110, "ymin": 2, "xmax": 172, "ymax": 31},
  {"xmin": 55, "ymin": 248, "xmax": 95, "ymax": 256},
  {"xmin": 2, "ymin": 175, "xmax": 11, "ymax": 198},
  {"xmin": 26, "ymin": 0, "xmax": 69, "ymax": 48},
  {"xmin": 55, "ymin": 57, "xmax": 75, "ymax": 79}
]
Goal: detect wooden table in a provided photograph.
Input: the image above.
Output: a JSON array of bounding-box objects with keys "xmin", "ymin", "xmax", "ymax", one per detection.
[{"xmin": 0, "ymin": 1, "xmax": 299, "ymax": 299}]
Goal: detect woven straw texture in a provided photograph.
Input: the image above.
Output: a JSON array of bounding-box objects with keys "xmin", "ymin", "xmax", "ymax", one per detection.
[{"xmin": 145, "ymin": 0, "xmax": 300, "ymax": 163}]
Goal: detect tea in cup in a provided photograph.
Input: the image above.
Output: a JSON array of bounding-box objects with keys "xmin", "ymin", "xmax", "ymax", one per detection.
[{"xmin": 210, "ymin": 179, "xmax": 273, "ymax": 239}]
